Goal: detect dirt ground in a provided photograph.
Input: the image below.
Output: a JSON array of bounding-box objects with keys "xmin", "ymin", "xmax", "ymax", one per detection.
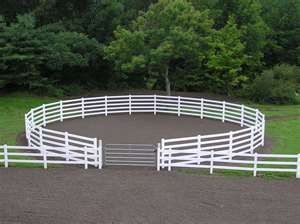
[
  {"xmin": 0, "ymin": 167, "xmax": 299, "ymax": 224},
  {"xmin": 46, "ymin": 113, "xmax": 272, "ymax": 152},
  {"xmin": 46, "ymin": 113, "xmax": 243, "ymax": 144}
]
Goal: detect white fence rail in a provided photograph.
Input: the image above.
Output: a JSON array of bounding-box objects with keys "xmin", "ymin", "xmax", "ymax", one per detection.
[
  {"xmin": 158, "ymin": 149, "xmax": 300, "ymax": 178},
  {"xmin": 25, "ymin": 95, "xmax": 265, "ymax": 157},
  {"xmin": 0, "ymin": 143, "xmax": 102, "ymax": 169}
]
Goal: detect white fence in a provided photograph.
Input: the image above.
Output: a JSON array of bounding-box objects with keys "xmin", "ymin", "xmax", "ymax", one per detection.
[
  {"xmin": 25, "ymin": 95, "xmax": 265, "ymax": 157},
  {"xmin": 0, "ymin": 143, "xmax": 102, "ymax": 169},
  {"xmin": 1, "ymin": 94, "xmax": 299, "ymax": 177},
  {"xmin": 158, "ymin": 148, "xmax": 300, "ymax": 178}
]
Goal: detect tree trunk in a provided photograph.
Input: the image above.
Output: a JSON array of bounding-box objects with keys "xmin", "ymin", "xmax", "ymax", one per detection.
[{"xmin": 164, "ymin": 65, "xmax": 171, "ymax": 96}]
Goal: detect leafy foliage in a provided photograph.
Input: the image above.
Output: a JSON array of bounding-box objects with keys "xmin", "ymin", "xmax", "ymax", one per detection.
[
  {"xmin": 105, "ymin": 0, "xmax": 214, "ymax": 95},
  {"xmin": 0, "ymin": 0, "xmax": 298, "ymax": 103},
  {"xmin": 0, "ymin": 15, "xmax": 102, "ymax": 91},
  {"xmin": 246, "ymin": 64, "xmax": 300, "ymax": 104}
]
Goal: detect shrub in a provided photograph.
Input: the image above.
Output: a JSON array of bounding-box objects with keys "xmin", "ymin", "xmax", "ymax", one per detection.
[{"xmin": 246, "ymin": 64, "xmax": 299, "ymax": 104}]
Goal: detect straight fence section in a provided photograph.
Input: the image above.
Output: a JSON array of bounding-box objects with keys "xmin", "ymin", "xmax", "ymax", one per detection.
[
  {"xmin": 0, "ymin": 144, "xmax": 102, "ymax": 169},
  {"xmin": 159, "ymin": 145, "xmax": 300, "ymax": 178}
]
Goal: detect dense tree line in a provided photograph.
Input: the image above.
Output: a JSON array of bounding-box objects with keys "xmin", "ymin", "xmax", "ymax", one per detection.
[{"xmin": 0, "ymin": 0, "xmax": 299, "ymax": 103}]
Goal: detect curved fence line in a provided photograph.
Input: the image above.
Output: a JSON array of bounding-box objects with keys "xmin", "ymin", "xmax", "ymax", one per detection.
[{"xmin": 25, "ymin": 95, "xmax": 265, "ymax": 158}]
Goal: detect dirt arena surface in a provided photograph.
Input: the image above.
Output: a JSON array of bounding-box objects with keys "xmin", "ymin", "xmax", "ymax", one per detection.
[
  {"xmin": 46, "ymin": 114, "xmax": 243, "ymax": 144},
  {"xmin": 0, "ymin": 167, "xmax": 299, "ymax": 224}
]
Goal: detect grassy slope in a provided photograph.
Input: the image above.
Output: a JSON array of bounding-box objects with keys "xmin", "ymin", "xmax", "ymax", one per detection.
[
  {"xmin": 253, "ymin": 103, "xmax": 300, "ymax": 154},
  {"xmin": 0, "ymin": 93, "xmax": 55, "ymax": 145}
]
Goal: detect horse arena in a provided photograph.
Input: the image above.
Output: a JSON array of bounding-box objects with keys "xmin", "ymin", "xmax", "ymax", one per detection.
[{"xmin": 1, "ymin": 94, "xmax": 300, "ymax": 223}]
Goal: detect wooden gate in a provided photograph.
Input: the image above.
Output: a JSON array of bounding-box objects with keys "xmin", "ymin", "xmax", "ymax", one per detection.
[{"xmin": 104, "ymin": 144, "xmax": 157, "ymax": 167}]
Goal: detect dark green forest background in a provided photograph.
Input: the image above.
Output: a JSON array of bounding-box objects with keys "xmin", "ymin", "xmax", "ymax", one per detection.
[{"xmin": 0, "ymin": 0, "xmax": 299, "ymax": 103}]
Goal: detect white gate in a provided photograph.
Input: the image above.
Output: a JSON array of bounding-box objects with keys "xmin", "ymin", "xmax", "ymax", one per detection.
[{"xmin": 104, "ymin": 144, "xmax": 157, "ymax": 167}]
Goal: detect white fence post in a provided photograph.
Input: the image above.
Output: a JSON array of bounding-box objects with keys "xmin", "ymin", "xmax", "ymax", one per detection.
[
  {"xmin": 255, "ymin": 109, "xmax": 259, "ymax": 127},
  {"xmin": 200, "ymin": 98, "xmax": 204, "ymax": 119},
  {"xmin": 65, "ymin": 132, "xmax": 69, "ymax": 161},
  {"xmin": 296, "ymin": 154, "xmax": 300, "ymax": 179},
  {"xmin": 81, "ymin": 97, "xmax": 85, "ymax": 119},
  {"xmin": 39, "ymin": 128, "xmax": 43, "ymax": 147},
  {"xmin": 98, "ymin": 140, "xmax": 102, "ymax": 169},
  {"xmin": 261, "ymin": 114, "xmax": 265, "ymax": 146},
  {"xmin": 210, "ymin": 150, "xmax": 214, "ymax": 174},
  {"xmin": 229, "ymin": 131, "xmax": 233, "ymax": 160},
  {"xmin": 241, "ymin": 105, "xmax": 244, "ymax": 127},
  {"xmin": 105, "ymin": 96, "xmax": 108, "ymax": 116},
  {"xmin": 42, "ymin": 145, "xmax": 47, "ymax": 169},
  {"xmin": 168, "ymin": 148, "xmax": 171, "ymax": 171},
  {"xmin": 197, "ymin": 135, "xmax": 201, "ymax": 165},
  {"xmin": 250, "ymin": 127, "xmax": 254, "ymax": 154},
  {"xmin": 178, "ymin": 96, "xmax": 181, "ymax": 116},
  {"xmin": 42, "ymin": 104, "xmax": 46, "ymax": 127},
  {"xmin": 4, "ymin": 144, "xmax": 8, "ymax": 168},
  {"xmin": 60, "ymin": 100, "xmax": 63, "ymax": 122},
  {"xmin": 253, "ymin": 153, "xmax": 258, "ymax": 177},
  {"xmin": 161, "ymin": 138, "xmax": 165, "ymax": 169},
  {"xmin": 157, "ymin": 143, "xmax": 161, "ymax": 171},
  {"xmin": 94, "ymin": 138, "xmax": 97, "ymax": 167},
  {"xmin": 84, "ymin": 146, "xmax": 88, "ymax": 169},
  {"xmin": 129, "ymin": 95, "xmax": 132, "ymax": 115},
  {"xmin": 222, "ymin": 101, "xmax": 225, "ymax": 122},
  {"xmin": 154, "ymin": 95, "xmax": 157, "ymax": 115}
]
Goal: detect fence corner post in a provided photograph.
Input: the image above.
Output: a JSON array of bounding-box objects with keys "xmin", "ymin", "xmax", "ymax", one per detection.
[
  {"xmin": 210, "ymin": 150, "xmax": 214, "ymax": 174},
  {"xmin": 296, "ymin": 154, "xmax": 300, "ymax": 179},
  {"xmin": 4, "ymin": 144, "xmax": 8, "ymax": 168}
]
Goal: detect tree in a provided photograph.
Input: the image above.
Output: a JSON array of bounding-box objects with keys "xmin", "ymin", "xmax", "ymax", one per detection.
[
  {"xmin": 105, "ymin": 0, "xmax": 213, "ymax": 95},
  {"xmin": 0, "ymin": 14, "xmax": 102, "ymax": 90},
  {"xmin": 260, "ymin": 0, "xmax": 300, "ymax": 66},
  {"xmin": 207, "ymin": 17, "xmax": 247, "ymax": 94},
  {"xmin": 209, "ymin": 0, "xmax": 268, "ymax": 74}
]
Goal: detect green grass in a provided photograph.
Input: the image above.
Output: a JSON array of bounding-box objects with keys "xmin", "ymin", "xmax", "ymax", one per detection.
[
  {"xmin": 0, "ymin": 92, "xmax": 56, "ymax": 168},
  {"xmin": 0, "ymin": 92, "xmax": 55, "ymax": 145}
]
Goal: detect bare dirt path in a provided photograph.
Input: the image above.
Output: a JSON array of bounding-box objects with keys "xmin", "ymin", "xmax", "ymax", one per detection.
[{"xmin": 0, "ymin": 167, "xmax": 299, "ymax": 224}]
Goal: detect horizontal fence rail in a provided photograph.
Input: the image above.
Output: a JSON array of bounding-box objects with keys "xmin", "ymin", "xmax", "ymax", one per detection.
[
  {"xmin": 104, "ymin": 144, "xmax": 156, "ymax": 167},
  {"xmin": 0, "ymin": 94, "xmax": 297, "ymax": 177},
  {"xmin": 158, "ymin": 149, "xmax": 300, "ymax": 178},
  {"xmin": 25, "ymin": 95, "xmax": 265, "ymax": 158},
  {"xmin": 0, "ymin": 143, "xmax": 102, "ymax": 169}
]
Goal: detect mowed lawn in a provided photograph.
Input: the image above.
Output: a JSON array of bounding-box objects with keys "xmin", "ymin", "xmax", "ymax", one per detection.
[
  {"xmin": 0, "ymin": 93, "xmax": 55, "ymax": 145},
  {"xmin": 0, "ymin": 92, "xmax": 299, "ymax": 154}
]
